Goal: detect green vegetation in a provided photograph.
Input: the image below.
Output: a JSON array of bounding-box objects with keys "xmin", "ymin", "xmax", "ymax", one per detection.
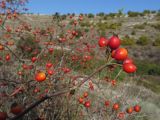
[
  {"xmin": 69, "ymin": 20, "xmax": 74, "ymax": 25},
  {"xmin": 61, "ymin": 14, "xmax": 67, "ymax": 20},
  {"xmin": 143, "ymin": 10, "xmax": 151, "ymax": 15},
  {"xmin": 96, "ymin": 22, "xmax": 122, "ymax": 31},
  {"xmin": 127, "ymin": 11, "xmax": 143, "ymax": 17},
  {"xmin": 131, "ymin": 59, "xmax": 160, "ymax": 93},
  {"xmin": 151, "ymin": 23, "xmax": 160, "ymax": 31},
  {"xmin": 107, "ymin": 13, "xmax": 117, "ymax": 18},
  {"xmin": 96, "ymin": 22, "xmax": 108, "ymax": 31},
  {"xmin": 109, "ymin": 23, "xmax": 122, "ymax": 29},
  {"xmin": 96, "ymin": 12, "xmax": 105, "ymax": 17},
  {"xmin": 134, "ymin": 23, "xmax": 147, "ymax": 29},
  {"xmin": 156, "ymin": 12, "xmax": 160, "ymax": 17},
  {"xmin": 87, "ymin": 13, "xmax": 94, "ymax": 18},
  {"xmin": 138, "ymin": 75, "xmax": 160, "ymax": 93},
  {"xmin": 135, "ymin": 60, "xmax": 160, "ymax": 76},
  {"xmin": 79, "ymin": 21, "xmax": 91, "ymax": 27},
  {"xmin": 151, "ymin": 10, "xmax": 156, "ymax": 14},
  {"xmin": 134, "ymin": 24, "xmax": 145, "ymax": 29},
  {"xmin": 99, "ymin": 31, "xmax": 106, "ymax": 37},
  {"xmin": 136, "ymin": 35, "xmax": 149, "ymax": 46},
  {"xmin": 74, "ymin": 59, "xmax": 126, "ymax": 80},
  {"xmin": 153, "ymin": 36, "xmax": 160, "ymax": 46},
  {"xmin": 131, "ymin": 30, "xmax": 136, "ymax": 35},
  {"xmin": 121, "ymin": 35, "xmax": 136, "ymax": 46}
]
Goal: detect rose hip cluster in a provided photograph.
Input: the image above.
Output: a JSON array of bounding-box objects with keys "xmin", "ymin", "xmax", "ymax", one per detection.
[
  {"xmin": 98, "ymin": 35, "xmax": 137, "ymax": 73},
  {"xmin": 78, "ymin": 92, "xmax": 91, "ymax": 108}
]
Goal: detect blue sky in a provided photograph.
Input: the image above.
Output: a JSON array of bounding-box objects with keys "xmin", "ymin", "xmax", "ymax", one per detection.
[{"xmin": 26, "ymin": 0, "xmax": 160, "ymax": 14}]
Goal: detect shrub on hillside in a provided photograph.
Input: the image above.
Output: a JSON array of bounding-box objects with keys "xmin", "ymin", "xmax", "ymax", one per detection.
[
  {"xmin": 0, "ymin": 1, "xmax": 147, "ymax": 120},
  {"xmin": 131, "ymin": 30, "xmax": 136, "ymax": 35},
  {"xmin": 134, "ymin": 24, "xmax": 146, "ymax": 29},
  {"xmin": 136, "ymin": 60, "xmax": 160, "ymax": 75},
  {"xmin": 96, "ymin": 22, "xmax": 108, "ymax": 31},
  {"xmin": 156, "ymin": 12, "xmax": 160, "ymax": 17},
  {"xmin": 121, "ymin": 35, "xmax": 136, "ymax": 46},
  {"xmin": 153, "ymin": 37, "xmax": 160, "ymax": 46},
  {"xmin": 143, "ymin": 10, "xmax": 151, "ymax": 15},
  {"xmin": 96, "ymin": 22, "xmax": 121, "ymax": 31},
  {"xmin": 103, "ymin": 15, "xmax": 108, "ymax": 20},
  {"xmin": 99, "ymin": 30, "xmax": 106, "ymax": 37},
  {"xmin": 136, "ymin": 35, "xmax": 149, "ymax": 46},
  {"xmin": 87, "ymin": 13, "xmax": 94, "ymax": 18},
  {"xmin": 151, "ymin": 10, "xmax": 156, "ymax": 14},
  {"xmin": 96, "ymin": 12, "xmax": 105, "ymax": 17},
  {"xmin": 151, "ymin": 23, "xmax": 160, "ymax": 31},
  {"xmin": 128, "ymin": 11, "xmax": 142, "ymax": 17},
  {"xmin": 80, "ymin": 21, "xmax": 91, "ymax": 27},
  {"xmin": 109, "ymin": 23, "xmax": 122, "ymax": 29},
  {"xmin": 108, "ymin": 13, "xmax": 117, "ymax": 18}
]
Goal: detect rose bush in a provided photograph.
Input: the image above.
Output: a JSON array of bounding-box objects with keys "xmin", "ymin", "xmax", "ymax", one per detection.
[{"xmin": 0, "ymin": 1, "xmax": 143, "ymax": 120}]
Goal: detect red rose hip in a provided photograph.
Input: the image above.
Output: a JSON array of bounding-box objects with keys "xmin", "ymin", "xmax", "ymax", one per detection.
[
  {"xmin": 134, "ymin": 105, "xmax": 141, "ymax": 112},
  {"xmin": 98, "ymin": 37, "xmax": 108, "ymax": 47},
  {"xmin": 123, "ymin": 63, "xmax": 137, "ymax": 73},
  {"xmin": 114, "ymin": 48, "xmax": 128, "ymax": 61},
  {"xmin": 108, "ymin": 35, "xmax": 121, "ymax": 49}
]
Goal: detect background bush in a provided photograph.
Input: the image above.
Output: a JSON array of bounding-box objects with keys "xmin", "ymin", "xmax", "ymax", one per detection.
[
  {"xmin": 151, "ymin": 23, "xmax": 160, "ymax": 31},
  {"xmin": 127, "ymin": 11, "xmax": 143, "ymax": 17},
  {"xmin": 133, "ymin": 23, "xmax": 147, "ymax": 29},
  {"xmin": 153, "ymin": 37, "xmax": 160, "ymax": 46},
  {"xmin": 136, "ymin": 35, "xmax": 149, "ymax": 46},
  {"xmin": 136, "ymin": 60, "xmax": 160, "ymax": 75},
  {"xmin": 121, "ymin": 35, "xmax": 136, "ymax": 46}
]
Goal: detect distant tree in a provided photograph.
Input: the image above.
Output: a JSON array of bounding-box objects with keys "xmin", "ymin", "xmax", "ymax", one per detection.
[
  {"xmin": 67, "ymin": 13, "xmax": 70, "ymax": 16},
  {"xmin": 72, "ymin": 13, "xmax": 75, "ymax": 16},
  {"xmin": 97, "ymin": 12, "xmax": 105, "ymax": 17},
  {"xmin": 84, "ymin": 14, "xmax": 88, "ymax": 17},
  {"xmin": 61, "ymin": 14, "xmax": 67, "ymax": 20},
  {"xmin": 143, "ymin": 10, "xmax": 151, "ymax": 15},
  {"xmin": 117, "ymin": 8, "xmax": 124, "ymax": 17},
  {"xmin": 79, "ymin": 13, "xmax": 84, "ymax": 16},
  {"xmin": 88, "ymin": 13, "xmax": 94, "ymax": 18},
  {"xmin": 127, "ymin": 11, "xmax": 140, "ymax": 17},
  {"xmin": 151, "ymin": 10, "xmax": 156, "ymax": 14},
  {"xmin": 54, "ymin": 12, "xmax": 60, "ymax": 18},
  {"xmin": 108, "ymin": 13, "xmax": 117, "ymax": 18}
]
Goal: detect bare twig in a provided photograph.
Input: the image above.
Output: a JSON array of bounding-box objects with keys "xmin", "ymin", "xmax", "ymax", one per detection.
[{"xmin": 10, "ymin": 88, "xmax": 70, "ymax": 120}]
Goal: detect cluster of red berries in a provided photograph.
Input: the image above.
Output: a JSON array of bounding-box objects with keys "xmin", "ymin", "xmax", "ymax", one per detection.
[
  {"xmin": 98, "ymin": 35, "xmax": 137, "ymax": 73},
  {"xmin": 105, "ymin": 101, "xmax": 141, "ymax": 112},
  {"xmin": 78, "ymin": 92, "xmax": 91, "ymax": 108}
]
